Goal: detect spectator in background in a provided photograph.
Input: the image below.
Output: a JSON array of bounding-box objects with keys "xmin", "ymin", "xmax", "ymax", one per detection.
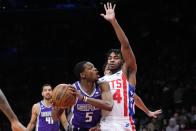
[
  {"xmin": 173, "ymin": 83, "xmax": 185, "ymax": 109},
  {"xmin": 188, "ymin": 105, "xmax": 196, "ymax": 129},
  {"xmin": 166, "ymin": 117, "xmax": 179, "ymax": 131},
  {"xmin": 183, "ymin": 84, "xmax": 196, "ymax": 107}
]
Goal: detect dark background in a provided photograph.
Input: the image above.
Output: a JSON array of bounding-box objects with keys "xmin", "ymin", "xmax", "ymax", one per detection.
[{"xmin": 0, "ymin": 0, "xmax": 196, "ymax": 130}]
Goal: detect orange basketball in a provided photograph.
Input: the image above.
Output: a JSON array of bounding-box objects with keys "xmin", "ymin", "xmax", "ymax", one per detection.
[{"xmin": 52, "ymin": 84, "xmax": 76, "ymax": 108}]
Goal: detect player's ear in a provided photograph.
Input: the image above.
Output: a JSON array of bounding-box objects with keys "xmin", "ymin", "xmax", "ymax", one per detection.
[
  {"xmin": 41, "ymin": 91, "xmax": 44, "ymax": 97},
  {"xmin": 80, "ymin": 72, "xmax": 85, "ymax": 79}
]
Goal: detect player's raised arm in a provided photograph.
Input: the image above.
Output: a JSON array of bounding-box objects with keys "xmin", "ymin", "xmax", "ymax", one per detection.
[{"xmin": 101, "ymin": 3, "xmax": 137, "ymax": 85}]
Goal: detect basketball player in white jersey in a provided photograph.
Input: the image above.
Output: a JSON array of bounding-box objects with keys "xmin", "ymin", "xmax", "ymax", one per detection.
[
  {"xmin": 98, "ymin": 3, "xmax": 162, "ymax": 131},
  {"xmin": 0, "ymin": 89, "xmax": 26, "ymax": 131}
]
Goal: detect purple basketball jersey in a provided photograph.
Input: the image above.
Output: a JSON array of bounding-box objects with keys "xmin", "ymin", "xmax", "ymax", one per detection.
[
  {"xmin": 36, "ymin": 101, "xmax": 60, "ymax": 131},
  {"xmin": 70, "ymin": 81, "xmax": 101, "ymax": 129}
]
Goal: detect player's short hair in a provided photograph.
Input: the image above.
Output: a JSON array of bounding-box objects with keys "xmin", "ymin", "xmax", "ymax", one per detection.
[
  {"xmin": 74, "ymin": 61, "xmax": 88, "ymax": 80},
  {"xmin": 42, "ymin": 84, "xmax": 52, "ymax": 91},
  {"xmin": 106, "ymin": 49, "xmax": 123, "ymax": 61}
]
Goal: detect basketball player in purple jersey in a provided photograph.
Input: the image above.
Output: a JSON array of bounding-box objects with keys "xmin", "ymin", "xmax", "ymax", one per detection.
[
  {"xmin": 0, "ymin": 89, "xmax": 27, "ymax": 131},
  {"xmin": 27, "ymin": 84, "xmax": 68, "ymax": 131},
  {"xmin": 96, "ymin": 3, "xmax": 162, "ymax": 131},
  {"xmin": 68, "ymin": 61, "xmax": 113, "ymax": 131}
]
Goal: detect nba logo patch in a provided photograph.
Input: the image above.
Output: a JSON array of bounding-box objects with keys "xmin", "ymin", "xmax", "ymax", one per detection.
[{"xmin": 124, "ymin": 122, "xmax": 130, "ymax": 128}]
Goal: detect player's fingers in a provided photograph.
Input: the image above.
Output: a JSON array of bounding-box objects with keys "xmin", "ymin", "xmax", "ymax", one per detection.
[
  {"xmin": 153, "ymin": 115, "xmax": 157, "ymax": 118},
  {"xmin": 156, "ymin": 109, "xmax": 162, "ymax": 114},
  {"xmin": 109, "ymin": 3, "xmax": 112, "ymax": 9},
  {"xmin": 67, "ymin": 84, "xmax": 75, "ymax": 89},
  {"xmin": 68, "ymin": 87, "xmax": 76, "ymax": 93},
  {"xmin": 107, "ymin": 2, "xmax": 110, "ymax": 9},
  {"xmin": 70, "ymin": 92, "xmax": 77, "ymax": 96},
  {"xmin": 113, "ymin": 4, "xmax": 116, "ymax": 10},
  {"xmin": 100, "ymin": 14, "xmax": 105, "ymax": 18},
  {"xmin": 104, "ymin": 4, "xmax": 107, "ymax": 11}
]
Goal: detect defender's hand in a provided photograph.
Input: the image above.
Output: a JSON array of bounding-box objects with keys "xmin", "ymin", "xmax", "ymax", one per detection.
[
  {"xmin": 147, "ymin": 109, "xmax": 162, "ymax": 118},
  {"xmin": 100, "ymin": 2, "xmax": 116, "ymax": 22}
]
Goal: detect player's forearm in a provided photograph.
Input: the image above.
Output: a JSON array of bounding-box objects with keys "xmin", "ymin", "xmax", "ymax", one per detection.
[
  {"xmin": 110, "ymin": 19, "xmax": 130, "ymax": 49},
  {"xmin": 60, "ymin": 114, "xmax": 68, "ymax": 130},
  {"xmin": 134, "ymin": 94, "xmax": 150, "ymax": 115},
  {"xmin": 52, "ymin": 107, "xmax": 64, "ymax": 121},
  {"xmin": 27, "ymin": 123, "xmax": 35, "ymax": 131},
  {"xmin": 0, "ymin": 89, "xmax": 18, "ymax": 122},
  {"xmin": 63, "ymin": 124, "xmax": 68, "ymax": 131},
  {"xmin": 85, "ymin": 97, "xmax": 113, "ymax": 111},
  {"xmin": 110, "ymin": 19, "xmax": 137, "ymax": 71}
]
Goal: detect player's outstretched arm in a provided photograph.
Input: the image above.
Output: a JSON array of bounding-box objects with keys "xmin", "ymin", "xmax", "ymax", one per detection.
[
  {"xmin": 0, "ymin": 89, "xmax": 26, "ymax": 131},
  {"xmin": 0, "ymin": 89, "xmax": 18, "ymax": 122},
  {"xmin": 134, "ymin": 94, "xmax": 162, "ymax": 118},
  {"xmin": 101, "ymin": 3, "xmax": 137, "ymax": 84}
]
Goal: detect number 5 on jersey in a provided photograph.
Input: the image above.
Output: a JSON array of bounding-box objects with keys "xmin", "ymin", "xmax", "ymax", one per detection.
[{"xmin": 85, "ymin": 112, "xmax": 93, "ymax": 122}]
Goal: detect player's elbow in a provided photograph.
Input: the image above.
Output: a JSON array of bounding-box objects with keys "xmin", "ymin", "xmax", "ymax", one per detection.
[
  {"xmin": 134, "ymin": 94, "xmax": 141, "ymax": 101},
  {"xmin": 104, "ymin": 106, "xmax": 113, "ymax": 111},
  {"xmin": 107, "ymin": 105, "xmax": 113, "ymax": 111},
  {"xmin": 104, "ymin": 102, "xmax": 113, "ymax": 111}
]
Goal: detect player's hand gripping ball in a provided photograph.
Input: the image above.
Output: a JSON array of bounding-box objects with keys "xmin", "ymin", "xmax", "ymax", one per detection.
[{"xmin": 52, "ymin": 84, "xmax": 76, "ymax": 108}]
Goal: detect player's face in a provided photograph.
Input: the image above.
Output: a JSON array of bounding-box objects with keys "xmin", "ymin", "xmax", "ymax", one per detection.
[
  {"xmin": 107, "ymin": 52, "xmax": 123, "ymax": 71},
  {"xmin": 82, "ymin": 62, "xmax": 99, "ymax": 81},
  {"xmin": 42, "ymin": 86, "xmax": 52, "ymax": 100}
]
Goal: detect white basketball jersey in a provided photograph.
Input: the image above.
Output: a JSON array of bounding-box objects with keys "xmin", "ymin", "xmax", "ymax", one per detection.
[{"xmin": 99, "ymin": 70, "xmax": 135, "ymax": 118}]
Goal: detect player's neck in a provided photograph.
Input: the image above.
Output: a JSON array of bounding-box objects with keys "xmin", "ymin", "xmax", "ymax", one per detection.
[
  {"xmin": 80, "ymin": 80, "xmax": 95, "ymax": 95},
  {"xmin": 43, "ymin": 99, "xmax": 52, "ymax": 107},
  {"xmin": 111, "ymin": 68, "xmax": 121, "ymax": 74}
]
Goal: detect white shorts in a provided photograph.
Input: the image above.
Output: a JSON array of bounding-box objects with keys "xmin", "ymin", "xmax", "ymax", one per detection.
[{"xmin": 100, "ymin": 116, "xmax": 136, "ymax": 131}]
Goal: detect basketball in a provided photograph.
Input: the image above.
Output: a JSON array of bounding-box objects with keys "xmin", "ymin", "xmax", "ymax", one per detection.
[{"xmin": 52, "ymin": 84, "xmax": 77, "ymax": 108}]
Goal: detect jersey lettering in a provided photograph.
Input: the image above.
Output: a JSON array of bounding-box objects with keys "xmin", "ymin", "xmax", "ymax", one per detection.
[
  {"xmin": 109, "ymin": 79, "xmax": 122, "ymax": 89},
  {"xmin": 45, "ymin": 117, "xmax": 54, "ymax": 124},
  {"xmin": 113, "ymin": 89, "xmax": 122, "ymax": 103}
]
